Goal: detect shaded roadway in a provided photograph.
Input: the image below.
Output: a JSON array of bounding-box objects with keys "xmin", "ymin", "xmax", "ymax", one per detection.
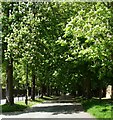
[{"xmin": 0, "ymin": 95, "xmax": 96, "ymax": 119}]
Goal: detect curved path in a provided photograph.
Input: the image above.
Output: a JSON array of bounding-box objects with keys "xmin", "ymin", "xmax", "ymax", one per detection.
[{"xmin": 0, "ymin": 95, "xmax": 96, "ymax": 119}]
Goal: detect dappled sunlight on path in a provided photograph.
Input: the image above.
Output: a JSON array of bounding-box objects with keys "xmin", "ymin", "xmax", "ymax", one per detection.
[{"xmin": 0, "ymin": 95, "xmax": 96, "ymax": 119}]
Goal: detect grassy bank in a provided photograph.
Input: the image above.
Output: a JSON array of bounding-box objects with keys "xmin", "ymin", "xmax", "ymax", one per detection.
[
  {"xmin": 1, "ymin": 98, "xmax": 44, "ymax": 113},
  {"xmin": 81, "ymin": 98, "xmax": 113, "ymax": 119}
]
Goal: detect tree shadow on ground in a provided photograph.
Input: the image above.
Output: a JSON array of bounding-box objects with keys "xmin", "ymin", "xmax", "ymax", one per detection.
[
  {"xmin": 2, "ymin": 103, "xmax": 84, "ymax": 116},
  {"xmin": 2, "ymin": 104, "xmax": 28, "ymax": 113}
]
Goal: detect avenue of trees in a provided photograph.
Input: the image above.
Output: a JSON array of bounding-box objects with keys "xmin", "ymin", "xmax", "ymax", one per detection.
[{"xmin": 1, "ymin": 2, "xmax": 113, "ymax": 105}]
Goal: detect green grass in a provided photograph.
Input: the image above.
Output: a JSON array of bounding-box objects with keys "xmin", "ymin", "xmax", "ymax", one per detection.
[
  {"xmin": 1, "ymin": 96, "xmax": 58, "ymax": 113},
  {"xmin": 1, "ymin": 98, "xmax": 44, "ymax": 113},
  {"xmin": 81, "ymin": 98, "xmax": 113, "ymax": 119}
]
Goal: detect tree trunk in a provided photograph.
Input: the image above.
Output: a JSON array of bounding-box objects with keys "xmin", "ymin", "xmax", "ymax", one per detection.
[
  {"xmin": 6, "ymin": 58, "xmax": 14, "ymax": 105},
  {"xmin": 50, "ymin": 86, "xmax": 53, "ymax": 96},
  {"xmin": 82, "ymin": 78, "xmax": 86, "ymax": 98},
  {"xmin": 99, "ymin": 86, "xmax": 102, "ymax": 101},
  {"xmin": 40, "ymin": 84, "xmax": 43, "ymax": 98},
  {"xmin": 40, "ymin": 83, "xmax": 46, "ymax": 98},
  {"xmin": 41, "ymin": 86, "xmax": 43, "ymax": 98},
  {"xmin": 98, "ymin": 80, "xmax": 103, "ymax": 101},
  {"xmin": 47, "ymin": 86, "xmax": 50, "ymax": 97},
  {"xmin": 25, "ymin": 63, "xmax": 28, "ymax": 105},
  {"xmin": 86, "ymin": 79, "xmax": 91, "ymax": 99},
  {"xmin": 31, "ymin": 70, "xmax": 35, "ymax": 101},
  {"xmin": 111, "ymin": 84, "xmax": 113, "ymax": 99}
]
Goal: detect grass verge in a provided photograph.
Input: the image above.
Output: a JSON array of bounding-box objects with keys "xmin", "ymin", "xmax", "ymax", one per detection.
[
  {"xmin": 81, "ymin": 98, "xmax": 113, "ymax": 119},
  {"xmin": 1, "ymin": 98, "xmax": 44, "ymax": 113}
]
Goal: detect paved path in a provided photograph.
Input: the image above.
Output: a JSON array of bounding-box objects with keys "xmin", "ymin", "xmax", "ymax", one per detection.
[{"xmin": 0, "ymin": 95, "xmax": 96, "ymax": 119}]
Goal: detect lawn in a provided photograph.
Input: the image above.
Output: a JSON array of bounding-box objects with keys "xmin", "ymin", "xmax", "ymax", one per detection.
[
  {"xmin": 81, "ymin": 98, "xmax": 113, "ymax": 119},
  {"xmin": 1, "ymin": 98, "xmax": 44, "ymax": 112},
  {"xmin": 1, "ymin": 96, "xmax": 59, "ymax": 113}
]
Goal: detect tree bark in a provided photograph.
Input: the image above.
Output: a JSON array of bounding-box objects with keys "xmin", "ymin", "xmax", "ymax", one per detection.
[
  {"xmin": 40, "ymin": 83, "xmax": 46, "ymax": 98},
  {"xmin": 25, "ymin": 63, "xmax": 28, "ymax": 105},
  {"xmin": 99, "ymin": 83, "xmax": 102, "ymax": 101},
  {"xmin": 86, "ymin": 78, "xmax": 91, "ymax": 99},
  {"xmin": 47, "ymin": 85, "xmax": 50, "ymax": 97},
  {"xmin": 6, "ymin": 57, "xmax": 14, "ymax": 105},
  {"xmin": 41, "ymin": 85, "xmax": 43, "ymax": 98},
  {"xmin": 31, "ymin": 70, "xmax": 35, "ymax": 101}
]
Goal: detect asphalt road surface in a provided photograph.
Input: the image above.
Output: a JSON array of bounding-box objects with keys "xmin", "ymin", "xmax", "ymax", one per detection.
[{"xmin": 0, "ymin": 95, "xmax": 96, "ymax": 120}]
